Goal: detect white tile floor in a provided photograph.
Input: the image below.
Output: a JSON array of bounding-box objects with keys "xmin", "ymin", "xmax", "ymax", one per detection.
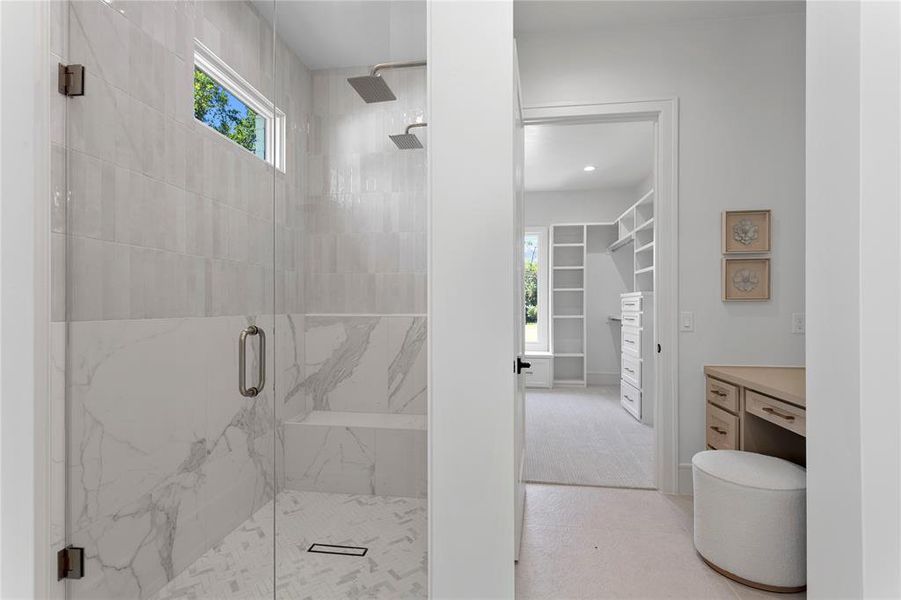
[
  {"xmin": 151, "ymin": 490, "xmax": 427, "ymax": 600},
  {"xmin": 515, "ymin": 483, "xmax": 806, "ymax": 599}
]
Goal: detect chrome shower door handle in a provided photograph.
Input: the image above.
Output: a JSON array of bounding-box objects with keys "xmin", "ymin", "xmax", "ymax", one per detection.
[{"xmin": 238, "ymin": 325, "xmax": 266, "ymax": 397}]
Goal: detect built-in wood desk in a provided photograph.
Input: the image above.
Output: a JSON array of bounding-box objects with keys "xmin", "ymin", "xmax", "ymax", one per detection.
[{"xmin": 704, "ymin": 365, "xmax": 806, "ymax": 466}]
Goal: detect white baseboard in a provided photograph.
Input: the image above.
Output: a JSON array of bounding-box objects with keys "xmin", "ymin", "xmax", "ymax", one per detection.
[
  {"xmin": 587, "ymin": 371, "xmax": 620, "ymax": 386},
  {"xmin": 678, "ymin": 463, "xmax": 694, "ymax": 496}
]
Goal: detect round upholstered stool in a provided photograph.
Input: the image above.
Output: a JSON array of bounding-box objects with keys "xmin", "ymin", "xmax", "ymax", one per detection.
[{"xmin": 692, "ymin": 450, "xmax": 806, "ymax": 593}]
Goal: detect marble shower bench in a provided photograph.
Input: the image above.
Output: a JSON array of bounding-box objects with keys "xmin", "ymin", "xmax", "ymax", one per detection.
[{"xmin": 284, "ymin": 411, "xmax": 427, "ymax": 498}]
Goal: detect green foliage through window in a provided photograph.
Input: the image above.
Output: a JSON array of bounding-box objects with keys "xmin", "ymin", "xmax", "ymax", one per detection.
[
  {"xmin": 525, "ymin": 261, "xmax": 538, "ymax": 324},
  {"xmin": 524, "ymin": 234, "xmax": 540, "ymax": 343},
  {"xmin": 524, "ymin": 235, "xmax": 539, "ymax": 324},
  {"xmin": 193, "ymin": 67, "xmax": 265, "ymax": 159}
]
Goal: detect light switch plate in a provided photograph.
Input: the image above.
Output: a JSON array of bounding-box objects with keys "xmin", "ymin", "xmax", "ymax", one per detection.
[
  {"xmin": 680, "ymin": 311, "xmax": 694, "ymax": 332},
  {"xmin": 791, "ymin": 313, "xmax": 805, "ymax": 334}
]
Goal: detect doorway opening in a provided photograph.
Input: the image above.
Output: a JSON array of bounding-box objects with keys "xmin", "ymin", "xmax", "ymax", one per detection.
[
  {"xmin": 522, "ymin": 119, "xmax": 656, "ymax": 488},
  {"xmin": 518, "ymin": 100, "xmax": 679, "ymax": 493}
]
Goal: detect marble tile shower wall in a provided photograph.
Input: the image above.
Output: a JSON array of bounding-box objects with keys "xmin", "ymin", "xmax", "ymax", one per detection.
[
  {"xmin": 304, "ymin": 66, "xmax": 427, "ymax": 314},
  {"xmin": 51, "ymin": 2, "xmax": 313, "ymax": 598},
  {"xmin": 280, "ymin": 66, "xmax": 429, "ymax": 499},
  {"xmin": 284, "ymin": 315, "xmax": 427, "ymax": 498},
  {"xmin": 302, "ymin": 315, "xmax": 427, "ymax": 416}
]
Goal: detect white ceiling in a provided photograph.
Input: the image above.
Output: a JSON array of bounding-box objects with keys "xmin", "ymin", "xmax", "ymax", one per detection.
[
  {"xmin": 524, "ymin": 121, "xmax": 654, "ymax": 192},
  {"xmin": 514, "ymin": 0, "xmax": 804, "ymax": 35},
  {"xmin": 256, "ymin": 0, "xmax": 801, "ymax": 70},
  {"xmin": 253, "ymin": 1, "xmax": 426, "ymax": 70}
]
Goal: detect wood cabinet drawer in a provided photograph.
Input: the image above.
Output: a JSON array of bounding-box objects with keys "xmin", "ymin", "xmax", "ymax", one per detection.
[
  {"xmin": 621, "ymin": 312, "xmax": 641, "ymax": 328},
  {"xmin": 706, "ymin": 377, "xmax": 739, "ymax": 413},
  {"xmin": 621, "ymin": 354, "xmax": 641, "ymax": 388},
  {"xmin": 621, "ymin": 296, "xmax": 642, "ymax": 312},
  {"xmin": 745, "ymin": 389, "xmax": 806, "ymax": 437},
  {"xmin": 622, "ymin": 327, "xmax": 641, "ymax": 357},
  {"xmin": 621, "ymin": 380, "xmax": 641, "ymax": 420},
  {"xmin": 523, "ymin": 357, "xmax": 552, "ymax": 388},
  {"xmin": 706, "ymin": 403, "xmax": 739, "ymax": 450}
]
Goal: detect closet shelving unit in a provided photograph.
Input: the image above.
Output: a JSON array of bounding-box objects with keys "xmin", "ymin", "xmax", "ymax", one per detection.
[
  {"xmin": 546, "ymin": 191, "xmax": 654, "ymax": 388},
  {"xmin": 550, "ymin": 224, "xmax": 588, "ymax": 386},
  {"xmin": 606, "ymin": 187, "xmax": 656, "ymax": 423},
  {"xmin": 608, "ymin": 188, "xmax": 655, "ymax": 292}
]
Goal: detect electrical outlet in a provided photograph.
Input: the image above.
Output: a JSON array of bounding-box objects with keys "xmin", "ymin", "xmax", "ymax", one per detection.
[
  {"xmin": 680, "ymin": 311, "xmax": 694, "ymax": 332},
  {"xmin": 791, "ymin": 313, "xmax": 805, "ymax": 334}
]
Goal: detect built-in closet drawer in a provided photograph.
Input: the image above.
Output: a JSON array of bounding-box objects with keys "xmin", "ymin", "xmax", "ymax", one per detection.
[
  {"xmin": 621, "ymin": 354, "xmax": 641, "ymax": 388},
  {"xmin": 706, "ymin": 403, "xmax": 739, "ymax": 450},
  {"xmin": 620, "ymin": 312, "xmax": 641, "ymax": 328},
  {"xmin": 621, "ymin": 380, "xmax": 641, "ymax": 420},
  {"xmin": 706, "ymin": 377, "xmax": 739, "ymax": 413},
  {"xmin": 622, "ymin": 327, "xmax": 641, "ymax": 357},
  {"xmin": 745, "ymin": 389, "xmax": 806, "ymax": 437},
  {"xmin": 523, "ymin": 356, "xmax": 552, "ymax": 388},
  {"xmin": 621, "ymin": 296, "xmax": 642, "ymax": 313}
]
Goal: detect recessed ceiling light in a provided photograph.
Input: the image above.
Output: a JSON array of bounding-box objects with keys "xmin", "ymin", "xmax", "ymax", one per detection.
[{"xmin": 583, "ymin": 165, "xmax": 596, "ymax": 172}]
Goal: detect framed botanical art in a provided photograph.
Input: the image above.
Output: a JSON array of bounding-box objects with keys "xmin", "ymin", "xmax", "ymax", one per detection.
[
  {"xmin": 722, "ymin": 258, "xmax": 770, "ymax": 301},
  {"xmin": 722, "ymin": 210, "xmax": 771, "ymax": 253}
]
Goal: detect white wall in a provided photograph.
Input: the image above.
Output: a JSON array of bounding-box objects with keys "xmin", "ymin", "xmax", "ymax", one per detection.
[
  {"xmin": 517, "ymin": 10, "xmax": 806, "ymax": 485},
  {"xmin": 586, "ymin": 226, "xmax": 630, "ymax": 383},
  {"xmin": 0, "ymin": 1, "xmax": 50, "ymax": 597},
  {"xmin": 858, "ymin": 3, "xmax": 901, "ymax": 594},
  {"xmin": 525, "ymin": 188, "xmax": 635, "ymax": 227},
  {"xmin": 429, "ymin": 1, "xmax": 515, "ymax": 597},
  {"xmin": 807, "ymin": 1, "xmax": 901, "ymax": 597}
]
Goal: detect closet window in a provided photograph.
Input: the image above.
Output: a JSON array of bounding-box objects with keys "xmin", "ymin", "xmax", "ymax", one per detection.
[{"xmin": 525, "ymin": 227, "xmax": 549, "ymax": 351}]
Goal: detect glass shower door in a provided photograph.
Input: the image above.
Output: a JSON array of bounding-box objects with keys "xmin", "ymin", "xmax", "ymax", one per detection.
[
  {"xmin": 61, "ymin": 1, "xmax": 277, "ymax": 598},
  {"xmin": 57, "ymin": 1, "xmax": 429, "ymax": 597}
]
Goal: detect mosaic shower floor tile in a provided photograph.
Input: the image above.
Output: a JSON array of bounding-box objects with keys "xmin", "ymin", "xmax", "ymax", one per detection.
[{"xmin": 151, "ymin": 491, "xmax": 427, "ymax": 600}]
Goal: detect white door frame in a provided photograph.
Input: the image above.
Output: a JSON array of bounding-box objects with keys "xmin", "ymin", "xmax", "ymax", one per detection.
[{"xmin": 522, "ymin": 99, "xmax": 680, "ymax": 494}]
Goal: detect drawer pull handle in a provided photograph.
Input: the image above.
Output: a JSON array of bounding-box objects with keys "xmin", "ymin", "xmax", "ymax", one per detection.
[
  {"xmin": 625, "ymin": 339, "xmax": 635, "ymax": 344},
  {"xmin": 709, "ymin": 426, "xmax": 727, "ymax": 435},
  {"xmin": 624, "ymin": 367, "xmax": 635, "ymax": 373},
  {"xmin": 711, "ymin": 389, "xmax": 727, "ymax": 397},
  {"xmin": 761, "ymin": 406, "xmax": 795, "ymax": 421}
]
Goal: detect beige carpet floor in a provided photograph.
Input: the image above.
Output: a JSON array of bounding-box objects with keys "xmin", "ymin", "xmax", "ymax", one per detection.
[{"xmin": 524, "ymin": 386, "xmax": 655, "ymax": 488}]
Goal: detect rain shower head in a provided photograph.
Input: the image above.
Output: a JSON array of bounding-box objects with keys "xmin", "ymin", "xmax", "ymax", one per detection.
[
  {"xmin": 347, "ymin": 74, "xmax": 396, "ymax": 103},
  {"xmin": 390, "ymin": 122, "xmax": 427, "ymax": 150},
  {"xmin": 347, "ymin": 60, "xmax": 426, "ymax": 103}
]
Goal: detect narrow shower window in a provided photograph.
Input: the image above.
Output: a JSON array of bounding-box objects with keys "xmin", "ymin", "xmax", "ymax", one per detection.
[
  {"xmin": 193, "ymin": 40, "xmax": 285, "ymax": 170},
  {"xmin": 194, "ymin": 67, "xmax": 266, "ymax": 159}
]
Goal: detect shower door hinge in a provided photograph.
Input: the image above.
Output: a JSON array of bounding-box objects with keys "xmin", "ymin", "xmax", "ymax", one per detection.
[
  {"xmin": 57, "ymin": 546, "xmax": 85, "ymax": 580},
  {"xmin": 57, "ymin": 63, "xmax": 85, "ymax": 97}
]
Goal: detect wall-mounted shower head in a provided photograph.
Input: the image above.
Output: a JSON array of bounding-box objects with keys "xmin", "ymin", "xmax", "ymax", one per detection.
[
  {"xmin": 347, "ymin": 74, "xmax": 396, "ymax": 103},
  {"xmin": 390, "ymin": 122, "xmax": 427, "ymax": 150},
  {"xmin": 347, "ymin": 60, "xmax": 426, "ymax": 103}
]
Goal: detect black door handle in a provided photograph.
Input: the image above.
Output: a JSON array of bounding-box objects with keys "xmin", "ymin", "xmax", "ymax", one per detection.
[{"xmin": 515, "ymin": 357, "xmax": 532, "ymax": 374}]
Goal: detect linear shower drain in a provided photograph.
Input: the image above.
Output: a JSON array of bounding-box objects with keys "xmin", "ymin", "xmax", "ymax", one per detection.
[{"xmin": 307, "ymin": 543, "xmax": 368, "ymax": 557}]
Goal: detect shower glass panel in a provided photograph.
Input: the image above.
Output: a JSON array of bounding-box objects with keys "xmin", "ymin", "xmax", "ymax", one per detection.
[
  {"xmin": 271, "ymin": 2, "xmax": 429, "ymax": 598},
  {"xmin": 274, "ymin": 0, "xmax": 428, "ymax": 600},
  {"xmin": 58, "ymin": 1, "xmax": 426, "ymax": 598},
  {"xmin": 62, "ymin": 1, "xmax": 277, "ymax": 598}
]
